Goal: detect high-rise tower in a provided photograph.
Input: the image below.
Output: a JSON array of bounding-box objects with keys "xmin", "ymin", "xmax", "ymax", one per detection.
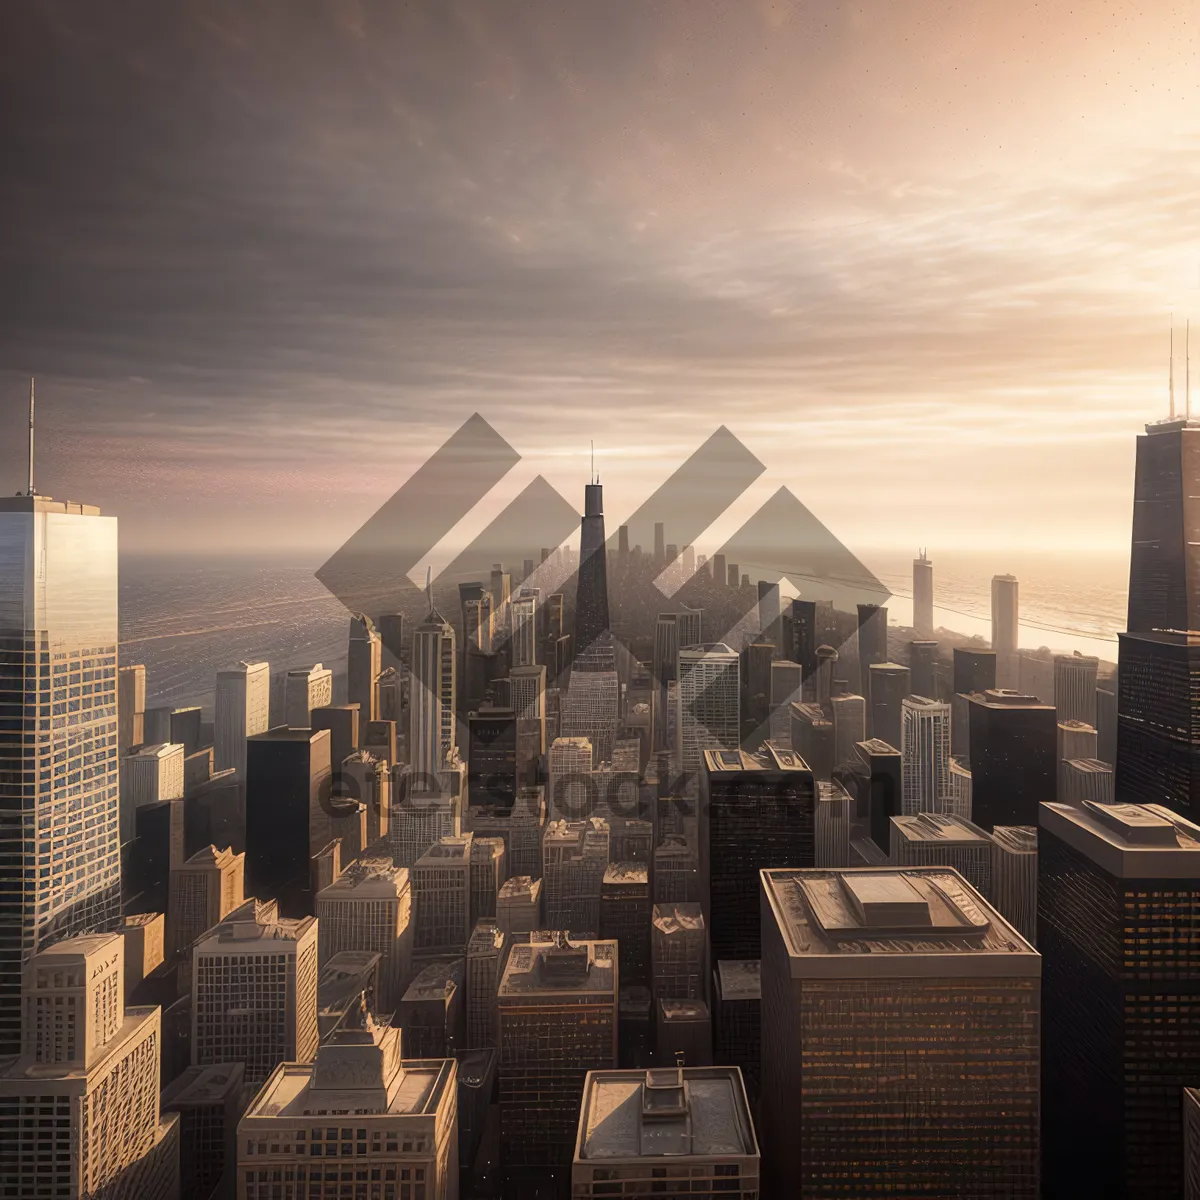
[
  {"xmin": 1117, "ymin": 417, "xmax": 1200, "ymax": 816},
  {"xmin": 410, "ymin": 577, "xmax": 457, "ymax": 784},
  {"xmin": 0, "ymin": 470, "xmax": 123, "ymax": 1056},
  {"xmin": 575, "ymin": 480, "xmax": 610, "ymax": 655}
]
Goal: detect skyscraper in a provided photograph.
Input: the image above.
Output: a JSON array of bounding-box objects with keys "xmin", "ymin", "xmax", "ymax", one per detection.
[
  {"xmin": 497, "ymin": 934, "xmax": 618, "ymax": 1182},
  {"xmin": 246, "ymin": 725, "xmax": 332, "ymax": 912},
  {"xmin": 699, "ymin": 745, "xmax": 815, "ymax": 960},
  {"xmin": 410, "ymin": 584, "xmax": 457, "ymax": 786},
  {"xmin": 511, "ymin": 590, "xmax": 538, "ymax": 667},
  {"xmin": 868, "ymin": 661, "xmax": 910, "ymax": 747},
  {"xmin": 856, "ymin": 602, "xmax": 888, "ymax": 705},
  {"xmin": 1054, "ymin": 652, "xmax": 1099, "ymax": 726},
  {"xmin": 317, "ymin": 857, "xmax": 414, "ymax": 1011},
  {"xmin": 789, "ymin": 599, "xmax": 819, "ymax": 699},
  {"xmin": 968, "ymin": 690, "xmax": 1056, "ymax": 830},
  {"xmin": 572, "ymin": 1067, "xmax": 760, "ymax": 1198},
  {"xmin": 575, "ymin": 480, "xmax": 611, "ymax": 655},
  {"xmin": 236, "ymin": 996, "xmax": 459, "ymax": 1200},
  {"xmin": 284, "ymin": 661, "xmax": 333, "ymax": 729},
  {"xmin": 1040, "ymin": 800, "xmax": 1200, "ymax": 1197},
  {"xmin": 829, "ymin": 691, "xmax": 866, "ymax": 769},
  {"xmin": 900, "ymin": 695, "xmax": 951, "ymax": 815},
  {"xmin": 561, "ymin": 643, "xmax": 619, "ymax": 766},
  {"xmin": 118, "ymin": 662, "xmax": 146, "ymax": 754},
  {"xmin": 991, "ymin": 574, "xmax": 1020, "ymax": 687},
  {"xmin": 0, "ymin": 933, "xmax": 180, "ymax": 1198},
  {"xmin": 760, "ymin": 866, "xmax": 1039, "ymax": 1197},
  {"xmin": 678, "ymin": 644, "xmax": 741, "ymax": 777},
  {"xmin": 468, "ymin": 707, "xmax": 518, "ymax": 812},
  {"xmin": 191, "ymin": 898, "xmax": 319, "ymax": 1085},
  {"xmin": 167, "ymin": 843, "xmax": 245, "ymax": 959},
  {"xmin": 890, "ymin": 811, "xmax": 992, "ymax": 893},
  {"xmin": 913, "ymin": 550, "xmax": 934, "ymax": 637},
  {"xmin": 908, "ymin": 638, "xmax": 938, "ymax": 700},
  {"xmin": 0, "ymin": 489, "xmax": 123, "ymax": 1056},
  {"xmin": 677, "ymin": 604, "xmax": 702, "ymax": 650},
  {"xmin": 653, "ymin": 613, "xmax": 679, "ymax": 688},
  {"xmin": 348, "ymin": 612, "xmax": 382, "ymax": 722},
  {"xmin": 214, "ymin": 660, "xmax": 270, "ymax": 780}
]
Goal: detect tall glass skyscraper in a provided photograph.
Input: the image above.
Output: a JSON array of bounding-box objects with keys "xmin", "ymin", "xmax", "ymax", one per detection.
[{"xmin": 0, "ymin": 493, "xmax": 122, "ymax": 1055}]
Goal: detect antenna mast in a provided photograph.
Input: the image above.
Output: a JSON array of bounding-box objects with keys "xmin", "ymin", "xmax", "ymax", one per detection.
[
  {"xmin": 1188, "ymin": 320, "xmax": 1192, "ymax": 421},
  {"xmin": 26, "ymin": 378, "xmax": 35, "ymax": 497},
  {"xmin": 425, "ymin": 565, "xmax": 433, "ymax": 613},
  {"xmin": 1170, "ymin": 318, "xmax": 1176, "ymax": 419},
  {"xmin": 590, "ymin": 439, "xmax": 595, "ymax": 484}
]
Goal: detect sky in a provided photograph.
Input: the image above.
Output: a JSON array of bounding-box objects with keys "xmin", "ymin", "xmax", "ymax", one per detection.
[{"xmin": 1, "ymin": 0, "xmax": 1199, "ymax": 561}]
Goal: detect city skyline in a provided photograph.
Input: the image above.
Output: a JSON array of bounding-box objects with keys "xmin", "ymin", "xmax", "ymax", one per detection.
[{"xmin": 1, "ymin": 3, "xmax": 1199, "ymax": 557}]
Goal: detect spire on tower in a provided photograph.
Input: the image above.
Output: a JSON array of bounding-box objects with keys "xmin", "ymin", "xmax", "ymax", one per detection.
[
  {"xmin": 425, "ymin": 565, "xmax": 433, "ymax": 615},
  {"xmin": 1170, "ymin": 318, "xmax": 1176, "ymax": 420},
  {"xmin": 26, "ymin": 377, "xmax": 35, "ymax": 497}
]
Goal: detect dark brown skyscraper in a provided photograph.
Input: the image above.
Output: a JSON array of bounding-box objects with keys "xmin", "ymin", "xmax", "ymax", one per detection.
[
  {"xmin": 1117, "ymin": 418, "xmax": 1200, "ymax": 817},
  {"xmin": 575, "ymin": 481, "xmax": 610, "ymax": 655}
]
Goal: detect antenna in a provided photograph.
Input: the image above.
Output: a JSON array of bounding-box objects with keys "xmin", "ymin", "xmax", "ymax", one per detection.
[
  {"xmin": 1188, "ymin": 319, "xmax": 1192, "ymax": 421},
  {"xmin": 26, "ymin": 378, "xmax": 35, "ymax": 497},
  {"xmin": 425, "ymin": 565, "xmax": 433, "ymax": 613},
  {"xmin": 590, "ymin": 439, "xmax": 595, "ymax": 484},
  {"xmin": 1170, "ymin": 317, "xmax": 1176, "ymax": 419}
]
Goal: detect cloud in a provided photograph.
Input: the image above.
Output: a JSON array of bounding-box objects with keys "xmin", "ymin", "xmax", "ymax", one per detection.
[{"xmin": 0, "ymin": 0, "xmax": 1196, "ymax": 553}]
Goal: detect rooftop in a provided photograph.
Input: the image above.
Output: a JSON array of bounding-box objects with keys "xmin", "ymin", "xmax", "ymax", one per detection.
[
  {"xmin": 973, "ymin": 689, "xmax": 1054, "ymax": 711},
  {"xmin": 652, "ymin": 903, "xmax": 704, "ymax": 935},
  {"xmin": 498, "ymin": 934, "xmax": 617, "ymax": 998},
  {"xmin": 856, "ymin": 738, "xmax": 900, "ymax": 758},
  {"xmin": 702, "ymin": 745, "xmax": 811, "ymax": 775},
  {"xmin": 1040, "ymin": 801, "xmax": 1200, "ymax": 878},
  {"xmin": 498, "ymin": 875, "xmax": 542, "ymax": 900},
  {"xmin": 402, "ymin": 961, "xmax": 463, "ymax": 1004},
  {"xmin": 128, "ymin": 742, "xmax": 184, "ymax": 760},
  {"xmin": 468, "ymin": 921, "xmax": 507, "ymax": 956},
  {"xmin": 318, "ymin": 858, "xmax": 409, "ymax": 898},
  {"xmin": 761, "ymin": 867, "xmax": 1038, "ymax": 979},
  {"xmin": 891, "ymin": 813, "xmax": 991, "ymax": 845},
  {"xmin": 244, "ymin": 1056, "xmax": 454, "ymax": 1122},
  {"xmin": 992, "ymin": 825, "xmax": 1037, "ymax": 853},
  {"xmin": 603, "ymin": 862, "xmax": 649, "ymax": 886},
  {"xmin": 0, "ymin": 495, "xmax": 101, "ymax": 516},
  {"xmin": 161, "ymin": 1062, "xmax": 246, "ymax": 1108},
  {"xmin": 714, "ymin": 960, "xmax": 760, "ymax": 1001},
  {"xmin": 660, "ymin": 999, "xmax": 710, "ymax": 1023},
  {"xmin": 414, "ymin": 835, "xmax": 473, "ymax": 864},
  {"xmin": 576, "ymin": 1067, "xmax": 758, "ymax": 1163},
  {"xmin": 1063, "ymin": 757, "xmax": 1113, "ymax": 776}
]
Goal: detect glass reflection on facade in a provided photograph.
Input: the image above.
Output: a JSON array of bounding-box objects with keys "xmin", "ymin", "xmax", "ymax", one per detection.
[{"xmin": 0, "ymin": 498, "xmax": 122, "ymax": 1056}]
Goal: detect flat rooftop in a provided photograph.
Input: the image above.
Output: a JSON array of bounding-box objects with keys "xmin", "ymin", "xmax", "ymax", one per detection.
[
  {"xmin": 991, "ymin": 825, "xmax": 1037, "ymax": 853},
  {"xmin": 402, "ymin": 961, "xmax": 463, "ymax": 1003},
  {"xmin": 762, "ymin": 867, "xmax": 1038, "ymax": 979},
  {"xmin": 702, "ymin": 746, "xmax": 811, "ymax": 774},
  {"xmin": 576, "ymin": 1067, "xmax": 758, "ymax": 1163},
  {"xmin": 245, "ymin": 1058, "xmax": 454, "ymax": 1121},
  {"xmin": 161, "ymin": 1062, "xmax": 245, "ymax": 1107},
  {"xmin": 318, "ymin": 858, "xmax": 409, "ymax": 898},
  {"xmin": 603, "ymin": 862, "xmax": 649, "ymax": 886},
  {"xmin": 1040, "ymin": 801, "xmax": 1200, "ymax": 879},
  {"xmin": 498, "ymin": 936, "xmax": 617, "ymax": 998},
  {"xmin": 856, "ymin": 738, "xmax": 900, "ymax": 757},
  {"xmin": 891, "ymin": 813, "xmax": 990, "ymax": 845},
  {"xmin": 714, "ymin": 960, "xmax": 760, "ymax": 1002},
  {"xmin": 652, "ymin": 903, "xmax": 704, "ymax": 935}
]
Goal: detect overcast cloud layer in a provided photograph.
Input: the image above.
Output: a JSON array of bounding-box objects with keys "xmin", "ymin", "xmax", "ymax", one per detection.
[{"xmin": 1, "ymin": 1, "xmax": 1198, "ymax": 556}]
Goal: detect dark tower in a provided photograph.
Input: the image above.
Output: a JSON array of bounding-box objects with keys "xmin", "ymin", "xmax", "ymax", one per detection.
[
  {"xmin": 1117, "ymin": 419, "xmax": 1200, "ymax": 818},
  {"xmin": 574, "ymin": 480, "xmax": 610, "ymax": 655}
]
